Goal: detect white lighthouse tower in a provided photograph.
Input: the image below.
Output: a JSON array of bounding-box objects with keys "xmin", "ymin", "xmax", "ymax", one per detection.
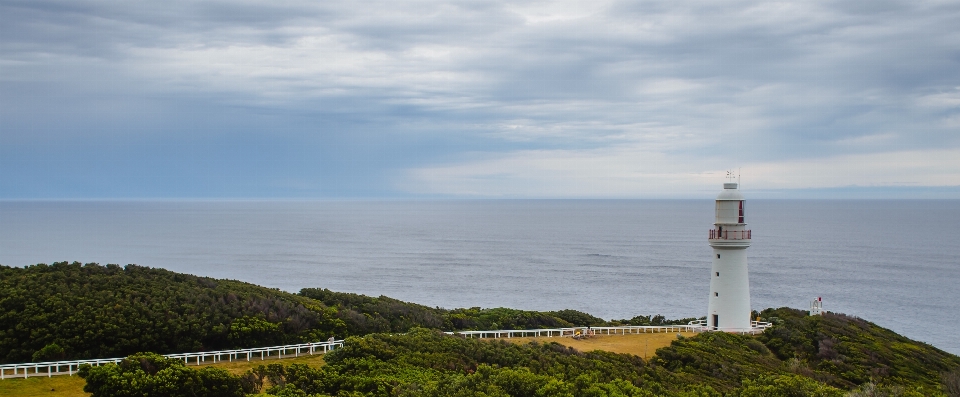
[{"xmin": 706, "ymin": 177, "xmax": 753, "ymax": 332}]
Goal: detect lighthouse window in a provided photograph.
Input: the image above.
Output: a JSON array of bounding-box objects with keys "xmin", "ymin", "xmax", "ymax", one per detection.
[
  {"xmin": 714, "ymin": 292, "xmax": 719, "ymax": 297},
  {"xmin": 716, "ymin": 272, "xmax": 720, "ymax": 277},
  {"xmin": 717, "ymin": 254, "xmax": 720, "ymax": 258}
]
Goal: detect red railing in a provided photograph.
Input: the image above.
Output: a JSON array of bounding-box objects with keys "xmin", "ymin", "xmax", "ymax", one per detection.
[{"xmin": 708, "ymin": 229, "xmax": 751, "ymax": 240}]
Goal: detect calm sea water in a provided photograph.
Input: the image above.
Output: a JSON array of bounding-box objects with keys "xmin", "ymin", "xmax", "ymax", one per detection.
[{"xmin": 1, "ymin": 200, "xmax": 958, "ymax": 354}]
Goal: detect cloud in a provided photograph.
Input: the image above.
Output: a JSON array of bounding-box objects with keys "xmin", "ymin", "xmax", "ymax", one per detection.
[
  {"xmin": 1, "ymin": 0, "xmax": 959, "ymax": 197},
  {"xmin": 404, "ymin": 146, "xmax": 960, "ymax": 197}
]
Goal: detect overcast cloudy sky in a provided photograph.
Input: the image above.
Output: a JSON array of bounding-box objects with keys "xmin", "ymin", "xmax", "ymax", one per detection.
[{"xmin": 2, "ymin": 0, "xmax": 959, "ymax": 198}]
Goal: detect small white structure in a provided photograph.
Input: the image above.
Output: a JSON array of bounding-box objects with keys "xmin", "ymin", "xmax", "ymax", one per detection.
[
  {"xmin": 810, "ymin": 297, "xmax": 824, "ymax": 315},
  {"xmin": 706, "ymin": 180, "xmax": 754, "ymax": 332}
]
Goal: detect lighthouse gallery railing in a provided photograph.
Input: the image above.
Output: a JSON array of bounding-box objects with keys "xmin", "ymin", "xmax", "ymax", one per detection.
[{"xmin": 708, "ymin": 229, "xmax": 751, "ymax": 240}]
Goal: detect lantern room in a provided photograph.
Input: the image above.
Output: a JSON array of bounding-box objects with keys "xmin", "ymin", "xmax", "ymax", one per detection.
[{"xmin": 715, "ymin": 182, "xmax": 745, "ymax": 225}]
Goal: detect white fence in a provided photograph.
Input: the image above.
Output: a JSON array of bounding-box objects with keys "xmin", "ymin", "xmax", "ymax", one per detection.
[
  {"xmin": 447, "ymin": 324, "xmax": 705, "ymax": 339},
  {"xmin": 447, "ymin": 321, "xmax": 773, "ymax": 340},
  {"xmin": 0, "ymin": 340, "xmax": 343, "ymax": 380}
]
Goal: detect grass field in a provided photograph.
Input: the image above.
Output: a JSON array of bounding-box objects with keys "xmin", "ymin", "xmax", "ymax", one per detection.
[
  {"xmin": 0, "ymin": 375, "xmax": 89, "ymax": 397},
  {"xmin": 193, "ymin": 352, "xmax": 327, "ymax": 376},
  {"xmin": 501, "ymin": 330, "xmax": 694, "ymax": 358},
  {"xmin": 0, "ymin": 332, "xmax": 688, "ymax": 396}
]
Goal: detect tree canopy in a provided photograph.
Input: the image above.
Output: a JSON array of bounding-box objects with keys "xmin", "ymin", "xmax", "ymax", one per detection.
[
  {"xmin": 1, "ymin": 262, "xmax": 684, "ymax": 364},
  {"xmin": 4, "ymin": 262, "xmax": 959, "ymax": 395},
  {"xmin": 0, "ymin": 262, "xmax": 344, "ymax": 363}
]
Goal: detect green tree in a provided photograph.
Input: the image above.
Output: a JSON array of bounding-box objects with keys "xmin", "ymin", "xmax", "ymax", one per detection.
[
  {"xmin": 228, "ymin": 316, "xmax": 283, "ymax": 347},
  {"xmin": 78, "ymin": 352, "xmax": 247, "ymax": 397},
  {"xmin": 31, "ymin": 342, "xmax": 66, "ymax": 361}
]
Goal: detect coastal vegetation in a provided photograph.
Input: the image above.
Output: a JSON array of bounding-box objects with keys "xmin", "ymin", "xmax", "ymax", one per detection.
[
  {"xmin": 0, "ymin": 262, "xmax": 343, "ymax": 363},
  {"xmin": 72, "ymin": 323, "xmax": 960, "ymax": 396},
  {"xmin": 2, "ymin": 262, "xmax": 959, "ymax": 396},
  {"xmin": 0, "ymin": 262, "xmax": 657, "ymax": 363}
]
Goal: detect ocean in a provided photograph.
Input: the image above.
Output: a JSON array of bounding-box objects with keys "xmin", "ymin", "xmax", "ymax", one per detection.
[{"xmin": 1, "ymin": 199, "xmax": 958, "ymax": 354}]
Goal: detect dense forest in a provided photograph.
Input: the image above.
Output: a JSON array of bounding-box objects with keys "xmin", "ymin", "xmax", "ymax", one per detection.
[
  {"xmin": 0, "ymin": 262, "xmax": 682, "ymax": 363},
  {"xmin": 3, "ymin": 262, "xmax": 960, "ymax": 396},
  {"xmin": 0, "ymin": 262, "xmax": 342, "ymax": 363}
]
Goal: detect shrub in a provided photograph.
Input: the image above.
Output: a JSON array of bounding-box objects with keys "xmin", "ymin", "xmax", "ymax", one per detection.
[
  {"xmin": 78, "ymin": 352, "xmax": 247, "ymax": 397},
  {"xmin": 737, "ymin": 374, "xmax": 845, "ymax": 397}
]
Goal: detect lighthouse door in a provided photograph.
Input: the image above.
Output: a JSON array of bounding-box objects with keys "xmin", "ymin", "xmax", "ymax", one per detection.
[{"xmin": 712, "ymin": 314, "xmax": 719, "ymax": 330}]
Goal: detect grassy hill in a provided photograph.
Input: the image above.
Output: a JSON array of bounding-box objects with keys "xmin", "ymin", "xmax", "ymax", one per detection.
[{"xmin": 2, "ymin": 262, "xmax": 959, "ymax": 396}]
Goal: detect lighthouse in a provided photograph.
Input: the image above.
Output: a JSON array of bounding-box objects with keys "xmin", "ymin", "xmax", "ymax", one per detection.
[{"xmin": 706, "ymin": 179, "xmax": 753, "ymax": 331}]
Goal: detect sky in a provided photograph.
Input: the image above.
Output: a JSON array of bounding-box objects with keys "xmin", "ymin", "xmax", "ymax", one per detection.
[{"xmin": 1, "ymin": 0, "xmax": 959, "ymax": 199}]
